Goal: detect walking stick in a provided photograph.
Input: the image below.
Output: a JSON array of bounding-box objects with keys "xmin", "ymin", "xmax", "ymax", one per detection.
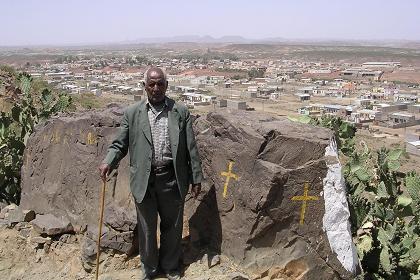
[{"xmin": 95, "ymin": 177, "xmax": 107, "ymax": 280}]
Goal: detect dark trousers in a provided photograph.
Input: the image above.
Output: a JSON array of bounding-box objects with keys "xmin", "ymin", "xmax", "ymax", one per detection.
[{"xmin": 135, "ymin": 164, "xmax": 184, "ymax": 274}]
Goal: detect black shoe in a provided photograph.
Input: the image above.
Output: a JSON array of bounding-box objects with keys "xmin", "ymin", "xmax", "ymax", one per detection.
[
  {"xmin": 165, "ymin": 270, "xmax": 181, "ymax": 280},
  {"xmin": 142, "ymin": 273, "xmax": 157, "ymax": 280}
]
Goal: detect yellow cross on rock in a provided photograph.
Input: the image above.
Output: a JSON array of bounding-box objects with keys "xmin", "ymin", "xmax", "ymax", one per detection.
[
  {"xmin": 87, "ymin": 132, "xmax": 97, "ymax": 145},
  {"xmin": 220, "ymin": 161, "xmax": 239, "ymax": 198},
  {"xmin": 291, "ymin": 182, "xmax": 319, "ymax": 225}
]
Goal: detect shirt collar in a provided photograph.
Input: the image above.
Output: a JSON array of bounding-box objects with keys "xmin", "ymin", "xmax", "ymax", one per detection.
[{"xmin": 146, "ymin": 96, "xmax": 169, "ymax": 110}]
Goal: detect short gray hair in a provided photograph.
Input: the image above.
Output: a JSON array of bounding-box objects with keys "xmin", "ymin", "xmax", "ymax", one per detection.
[{"xmin": 143, "ymin": 67, "xmax": 167, "ymax": 83}]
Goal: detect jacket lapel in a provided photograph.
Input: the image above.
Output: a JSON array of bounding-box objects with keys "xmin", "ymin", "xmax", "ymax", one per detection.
[
  {"xmin": 138, "ymin": 101, "xmax": 152, "ymax": 145},
  {"xmin": 168, "ymin": 100, "xmax": 180, "ymax": 159}
]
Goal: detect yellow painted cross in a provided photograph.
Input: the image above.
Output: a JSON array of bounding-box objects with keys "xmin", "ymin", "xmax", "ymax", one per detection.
[
  {"xmin": 87, "ymin": 132, "xmax": 97, "ymax": 145},
  {"xmin": 51, "ymin": 130, "xmax": 61, "ymax": 144},
  {"xmin": 291, "ymin": 182, "xmax": 319, "ymax": 225},
  {"xmin": 220, "ymin": 161, "xmax": 239, "ymax": 198}
]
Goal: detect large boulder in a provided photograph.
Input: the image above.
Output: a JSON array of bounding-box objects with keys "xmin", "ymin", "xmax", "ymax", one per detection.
[
  {"xmin": 20, "ymin": 106, "xmax": 358, "ymax": 278},
  {"xmin": 185, "ymin": 109, "xmax": 358, "ymax": 279},
  {"xmin": 20, "ymin": 105, "xmax": 137, "ymax": 256}
]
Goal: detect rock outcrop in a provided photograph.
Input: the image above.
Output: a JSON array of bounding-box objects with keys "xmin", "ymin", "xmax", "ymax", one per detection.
[
  {"xmin": 20, "ymin": 105, "xmax": 138, "ymax": 268},
  {"xmin": 20, "ymin": 105, "xmax": 358, "ymax": 279},
  {"xmin": 185, "ymin": 110, "xmax": 358, "ymax": 279}
]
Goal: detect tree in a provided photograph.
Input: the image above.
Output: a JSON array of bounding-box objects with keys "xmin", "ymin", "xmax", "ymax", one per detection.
[{"xmin": 248, "ymin": 68, "xmax": 265, "ymax": 79}]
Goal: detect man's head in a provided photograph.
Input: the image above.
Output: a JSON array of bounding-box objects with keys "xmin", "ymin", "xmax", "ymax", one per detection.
[{"xmin": 143, "ymin": 67, "xmax": 168, "ymax": 105}]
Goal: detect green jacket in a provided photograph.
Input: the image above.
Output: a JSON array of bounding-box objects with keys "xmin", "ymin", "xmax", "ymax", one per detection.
[{"xmin": 103, "ymin": 97, "xmax": 203, "ymax": 203}]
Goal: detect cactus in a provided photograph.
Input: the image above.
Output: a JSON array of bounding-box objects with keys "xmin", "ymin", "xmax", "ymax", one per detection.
[
  {"xmin": 406, "ymin": 172, "xmax": 420, "ymax": 205},
  {"xmin": 0, "ymin": 69, "xmax": 72, "ymax": 204},
  {"xmin": 346, "ymin": 147, "xmax": 419, "ymax": 278},
  {"xmin": 302, "ymin": 115, "xmax": 420, "ymax": 279}
]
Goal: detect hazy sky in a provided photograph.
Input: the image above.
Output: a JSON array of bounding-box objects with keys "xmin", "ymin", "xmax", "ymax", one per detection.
[{"xmin": 1, "ymin": 0, "xmax": 419, "ymax": 46}]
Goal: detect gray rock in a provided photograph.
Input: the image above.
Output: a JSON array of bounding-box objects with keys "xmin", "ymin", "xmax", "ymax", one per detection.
[
  {"xmin": 85, "ymin": 224, "xmax": 134, "ymax": 254},
  {"xmin": 100, "ymin": 230, "xmax": 134, "ymax": 254},
  {"xmin": 85, "ymin": 224, "xmax": 109, "ymax": 240},
  {"xmin": 200, "ymin": 253, "xmax": 221, "ymax": 268},
  {"xmin": 80, "ymin": 235, "xmax": 112, "ymax": 273},
  {"xmin": 18, "ymin": 228, "xmax": 31, "ymax": 239},
  {"xmin": 59, "ymin": 233, "xmax": 78, "ymax": 244},
  {"xmin": 1, "ymin": 203, "xmax": 25, "ymax": 225},
  {"xmin": 15, "ymin": 221, "xmax": 30, "ymax": 231},
  {"xmin": 209, "ymin": 254, "xmax": 221, "ymax": 268},
  {"xmin": 228, "ymin": 272, "xmax": 249, "ymax": 280},
  {"xmin": 81, "ymin": 235, "xmax": 97, "ymax": 259},
  {"xmin": 30, "ymin": 236, "xmax": 52, "ymax": 245},
  {"xmin": 6, "ymin": 208, "xmax": 24, "ymax": 224},
  {"xmin": 0, "ymin": 203, "xmax": 17, "ymax": 214},
  {"xmin": 80, "ymin": 236, "xmax": 97, "ymax": 272},
  {"xmin": 104, "ymin": 203, "xmax": 136, "ymax": 232},
  {"xmin": 0, "ymin": 201, "xmax": 7, "ymax": 212},
  {"xmin": 31, "ymin": 213, "xmax": 74, "ymax": 235}
]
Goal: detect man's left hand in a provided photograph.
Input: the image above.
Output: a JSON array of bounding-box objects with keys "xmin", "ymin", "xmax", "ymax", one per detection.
[{"xmin": 191, "ymin": 183, "xmax": 201, "ymax": 199}]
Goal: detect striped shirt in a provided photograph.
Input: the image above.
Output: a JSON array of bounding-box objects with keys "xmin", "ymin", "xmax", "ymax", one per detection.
[{"xmin": 146, "ymin": 98, "xmax": 172, "ymax": 166}]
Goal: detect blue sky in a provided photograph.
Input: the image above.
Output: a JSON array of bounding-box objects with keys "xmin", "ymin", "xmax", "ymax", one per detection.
[{"xmin": 1, "ymin": 0, "xmax": 419, "ymax": 45}]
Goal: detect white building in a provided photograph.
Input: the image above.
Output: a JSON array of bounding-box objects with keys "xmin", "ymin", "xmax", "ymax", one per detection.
[{"xmin": 182, "ymin": 93, "xmax": 216, "ymax": 106}]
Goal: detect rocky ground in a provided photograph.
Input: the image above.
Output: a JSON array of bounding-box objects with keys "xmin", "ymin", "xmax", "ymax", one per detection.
[
  {"xmin": 0, "ymin": 203, "xmax": 255, "ymax": 280},
  {"xmin": 0, "ymin": 226, "xmax": 253, "ymax": 280}
]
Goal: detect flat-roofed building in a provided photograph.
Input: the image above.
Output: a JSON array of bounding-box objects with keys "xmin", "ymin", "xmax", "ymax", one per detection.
[
  {"xmin": 182, "ymin": 92, "xmax": 216, "ymax": 106},
  {"xmin": 227, "ymin": 100, "xmax": 247, "ymax": 110},
  {"xmin": 394, "ymin": 94, "xmax": 418, "ymax": 103},
  {"xmin": 323, "ymin": 104, "xmax": 343, "ymax": 115},
  {"xmin": 408, "ymin": 104, "xmax": 420, "ymax": 114},
  {"xmin": 362, "ymin": 62, "xmax": 401, "ymax": 69},
  {"xmin": 340, "ymin": 68, "xmax": 383, "ymax": 81},
  {"xmin": 351, "ymin": 109, "xmax": 378, "ymax": 123},
  {"xmin": 298, "ymin": 104, "xmax": 322, "ymax": 115},
  {"xmin": 296, "ymin": 93, "xmax": 311, "ymax": 102},
  {"xmin": 406, "ymin": 140, "xmax": 420, "ymax": 156},
  {"xmin": 242, "ymin": 91, "xmax": 257, "ymax": 98},
  {"xmin": 390, "ymin": 112, "xmax": 416, "ymax": 123}
]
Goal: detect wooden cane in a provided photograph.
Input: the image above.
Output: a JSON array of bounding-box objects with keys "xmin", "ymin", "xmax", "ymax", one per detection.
[{"xmin": 95, "ymin": 178, "xmax": 107, "ymax": 280}]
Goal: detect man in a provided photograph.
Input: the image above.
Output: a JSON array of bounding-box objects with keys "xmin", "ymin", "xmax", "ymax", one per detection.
[{"xmin": 99, "ymin": 67, "xmax": 203, "ymax": 280}]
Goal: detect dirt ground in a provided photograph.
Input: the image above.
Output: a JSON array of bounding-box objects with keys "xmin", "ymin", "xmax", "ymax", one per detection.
[
  {"xmin": 355, "ymin": 126, "xmax": 420, "ymax": 174},
  {"xmin": 0, "ymin": 228, "xmax": 253, "ymax": 280},
  {"xmin": 382, "ymin": 70, "xmax": 420, "ymax": 84}
]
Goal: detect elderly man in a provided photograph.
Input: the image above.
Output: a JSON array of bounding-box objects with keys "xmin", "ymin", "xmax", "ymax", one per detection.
[{"xmin": 99, "ymin": 67, "xmax": 203, "ymax": 280}]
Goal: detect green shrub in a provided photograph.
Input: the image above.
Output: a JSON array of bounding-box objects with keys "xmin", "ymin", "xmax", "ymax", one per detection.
[
  {"xmin": 0, "ymin": 70, "xmax": 72, "ymax": 204},
  {"xmin": 289, "ymin": 115, "xmax": 420, "ymax": 279}
]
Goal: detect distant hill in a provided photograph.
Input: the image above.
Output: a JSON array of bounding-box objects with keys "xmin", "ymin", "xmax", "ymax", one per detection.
[
  {"xmin": 123, "ymin": 35, "xmax": 420, "ymax": 49},
  {"xmin": 1, "ymin": 35, "xmax": 419, "ymax": 50}
]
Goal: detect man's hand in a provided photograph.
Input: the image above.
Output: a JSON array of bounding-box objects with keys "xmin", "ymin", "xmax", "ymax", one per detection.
[
  {"xmin": 191, "ymin": 183, "xmax": 201, "ymax": 199},
  {"xmin": 98, "ymin": 163, "xmax": 111, "ymax": 182}
]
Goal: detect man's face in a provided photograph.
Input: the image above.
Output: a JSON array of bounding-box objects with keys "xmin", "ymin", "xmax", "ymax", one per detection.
[{"xmin": 144, "ymin": 70, "xmax": 168, "ymax": 105}]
